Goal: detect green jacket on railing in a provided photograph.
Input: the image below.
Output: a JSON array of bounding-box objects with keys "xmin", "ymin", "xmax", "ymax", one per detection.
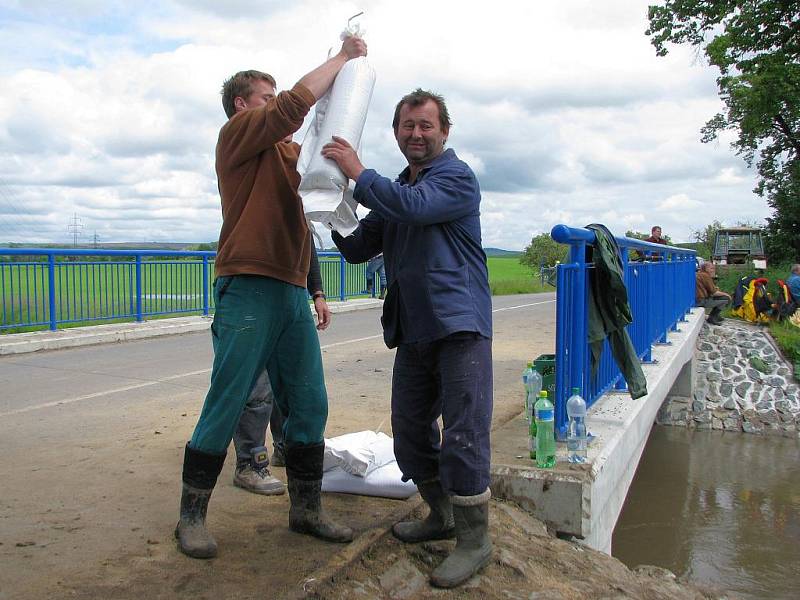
[{"xmin": 586, "ymin": 224, "xmax": 647, "ymax": 400}]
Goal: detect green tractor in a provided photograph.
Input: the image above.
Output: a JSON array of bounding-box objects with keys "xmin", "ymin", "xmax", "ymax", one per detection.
[{"xmin": 712, "ymin": 227, "xmax": 767, "ymax": 269}]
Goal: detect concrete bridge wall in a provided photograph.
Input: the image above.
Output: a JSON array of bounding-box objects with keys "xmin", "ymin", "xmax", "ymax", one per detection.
[{"xmin": 490, "ymin": 308, "xmax": 705, "ymax": 553}]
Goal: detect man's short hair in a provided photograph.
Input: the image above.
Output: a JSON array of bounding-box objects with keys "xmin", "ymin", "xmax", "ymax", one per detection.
[
  {"xmin": 392, "ymin": 88, "xmax": 452, "ymax": 133},
  {"xmin": 651, "ymin": 226, "xmax": 661, "ymax": 233},
  {"xmin": 700, "ymin": 262, "xmax": 715, "ymax": 273},
  {"xmin": 220, "ymin": 70, "xmax": 277, "ymax": 118},
  {"xmin": 792, "ymin": 264, "xmax": 800, "ymax": 275}
]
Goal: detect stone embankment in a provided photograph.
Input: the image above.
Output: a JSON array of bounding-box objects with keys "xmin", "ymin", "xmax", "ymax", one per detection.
[{"xmin": 658, "ymin": 319, "xmax": 800, "ymax": 436}]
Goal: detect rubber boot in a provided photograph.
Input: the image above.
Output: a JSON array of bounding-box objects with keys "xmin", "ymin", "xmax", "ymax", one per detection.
[
  {"xmin": 366, "ymin": 280, "xmax": 374, "ymax": 296},
  {"xmin": 430, "ymin": 489, "xmax": 493, "ymax": 588},
  {"xmin": 175, "ymin": 443, "xmax": 226, "ymax": 559},
  {"xmin": 286, "ymin": 443, "xmax": 353, "ymax": 543},
  {"xmin": 392, "ymin": 478, "xmax": 455, "ymax": 542},
  {"xmin": 707, "ymin": 308, "xmax": 724, "ymax": 325},
  {"xmin": 379, "ymin": 284, "xmax": 386, "ymax": 300}
]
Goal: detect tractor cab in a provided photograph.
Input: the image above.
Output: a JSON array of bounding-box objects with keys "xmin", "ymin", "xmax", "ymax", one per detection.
[{"xmin": 712, "ymin": 227, "xmax": 767, "ymax": 269}]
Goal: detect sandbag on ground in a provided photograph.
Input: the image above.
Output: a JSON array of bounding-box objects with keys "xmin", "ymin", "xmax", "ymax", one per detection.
[{"xmin": 322, "ymin": 430, "xmax": 418, "ymax": 499}]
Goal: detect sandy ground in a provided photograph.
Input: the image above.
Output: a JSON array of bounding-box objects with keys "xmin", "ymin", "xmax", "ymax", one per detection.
[
  {"xmin": 0, "ymin": 298, "xmax": 556, "ymax": 599},
  {"xmin": 309, "ymin": 499, "xmax": 728, "ymax": 600}
]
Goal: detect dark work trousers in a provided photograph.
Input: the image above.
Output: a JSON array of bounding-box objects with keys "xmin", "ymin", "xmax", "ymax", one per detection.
[
  {"xmin": 697, "ymin": 296, "xmax": 730, "ymax": 318},
  {"xmin": 391, "ymin": 332, "xmax": 493, "ymax": 497},
  {"xmin": 190, "ymin": 275, "xmax": 327, "ymax": 455},
  {"xmin": 232, "ymin": 369, "xmax": 286, "ymax": 466}
]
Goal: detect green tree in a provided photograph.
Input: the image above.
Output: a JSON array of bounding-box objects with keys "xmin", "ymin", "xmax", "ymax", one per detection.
[
  {"xmin": 691, "ymin": 219, "xmax": 724, "ymax": 259},
  {"xmin": 520, "ymin": 233, "xmax": 568, "ymax": 272},
  {"xmin": 647, "ymin": 1, "xmax": 800, "ymax": 263}
]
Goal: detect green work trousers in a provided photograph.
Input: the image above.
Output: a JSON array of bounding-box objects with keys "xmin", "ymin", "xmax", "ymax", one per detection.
[{"xmin": 189, "ymin": 275, "xmax": 328, "ymax": 455}]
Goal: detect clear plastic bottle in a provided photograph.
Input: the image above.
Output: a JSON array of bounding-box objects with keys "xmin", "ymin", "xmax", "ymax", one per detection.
[
  {"xmin": 566, "ymin": 387, "xmax": 588, "ymax": 463},
  {"xmin": 534, "ymin": 390, "xmax": 556, "ymax": 468},
  {"xmin": 526, "ymin": 365, "xmax": 542, "ymax": 423},
  {"xmin": 522, "ymin": 362, "xmax": 534, "ymax": 421}
]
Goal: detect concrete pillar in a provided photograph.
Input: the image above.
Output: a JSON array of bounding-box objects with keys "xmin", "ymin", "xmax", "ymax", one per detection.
[{"xmin": 667, "ymin": 357, "xmax": 694, "ymax": 398}]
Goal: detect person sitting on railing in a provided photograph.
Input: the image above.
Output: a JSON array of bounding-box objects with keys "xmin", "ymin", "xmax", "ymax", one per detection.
[
  {"xmin": 696, "ymin": 262, "xmax": 731, "ymax": 325},
  {"xmin": 175, "ymin": 35, "xmax": 368, "ymax": 560},
  {"xmin": 643, "ymin": 225, "xmax": 667, "ymax": 261},
  {"xmin": 322, "ymin": 89, "xmax": 493, "ymax": 589}
]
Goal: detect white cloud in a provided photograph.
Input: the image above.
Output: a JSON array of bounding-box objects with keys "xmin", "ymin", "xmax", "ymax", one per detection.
[
  {"xmin": 657, "ymin": 193, "xmax": 703, "ymax": 211},
  {"xmin": 0, "ymin": 0, "xmax": 771, "ymax": 247}
]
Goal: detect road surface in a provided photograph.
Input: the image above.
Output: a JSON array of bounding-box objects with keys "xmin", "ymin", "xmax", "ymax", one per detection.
[{"xmin": 0, "ymin": 292, "xmax": 555, "ymax": 599}]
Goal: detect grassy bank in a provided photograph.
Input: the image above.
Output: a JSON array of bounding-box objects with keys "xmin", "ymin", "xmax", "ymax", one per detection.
[{"xmin": 713, "ymin": 263, "xmax": 800, "ymax": 370}]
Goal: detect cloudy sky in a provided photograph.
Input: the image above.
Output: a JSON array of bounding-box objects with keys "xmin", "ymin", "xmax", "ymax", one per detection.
[{"xmin": 0, "ymin": 0, "xmax": 770, "ymax": 249}]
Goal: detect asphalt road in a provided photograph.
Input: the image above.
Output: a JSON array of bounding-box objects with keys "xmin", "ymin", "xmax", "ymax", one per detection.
[
  {"xmin": 0, "ymin": 292, "xmax": 557, "ymax": 599},
  {"xmin": 0, "ymin": 292, "xmax": 556, "ymax": 418}
]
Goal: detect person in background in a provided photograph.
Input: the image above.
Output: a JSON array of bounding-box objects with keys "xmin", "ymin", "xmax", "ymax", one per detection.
[
  {"xmin": 365, "ymin": 254, "xmax": 386, "ymax": 299},
  {"xmin": 645, "ymin": 225, "xmax": 667, "ymax": 245},
  {"xmin": 696, "ymin": 262, "xmax": 731, "ymax": 325},
  {"xmin": 322, "ymin": 89, "xmax": 493, "ymax": 589},
  {"xmin": 175, "ymin": 35, "xmax": 367, "ymax": 560},
  {"xmin": 231, "ymin": 244, "xmax": 330, "ymax": 494},
  {"xmin": 786, "ymin": 264, "xmax": 800, "ymax": 300},
  {"xmin": 644, "ymin": 225, "xmax": 667, "ymax": 261}
]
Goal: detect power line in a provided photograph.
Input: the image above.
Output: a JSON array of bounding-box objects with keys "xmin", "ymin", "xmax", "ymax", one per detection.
[{"xmin": 67, "ymin": 213, "xmax": 83, "ymax": 248}]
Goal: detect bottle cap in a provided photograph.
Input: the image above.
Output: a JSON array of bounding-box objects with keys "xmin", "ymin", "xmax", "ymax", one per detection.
[
  {"xmin": 539, "ymin": 390, "xmax": 547, "ymax": 397},
  {"xmin": 572, "ymin": 387, "xmax": 580, "ymax": 394}
]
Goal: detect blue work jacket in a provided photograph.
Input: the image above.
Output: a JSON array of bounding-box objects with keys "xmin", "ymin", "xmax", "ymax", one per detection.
[{"xmin": 332, "ymin": 149, "xmax": 492, "ymax": 348}]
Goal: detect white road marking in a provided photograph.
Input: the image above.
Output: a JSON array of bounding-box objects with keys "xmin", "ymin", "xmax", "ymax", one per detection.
[
  {"xmin": 0, "ymin": 369, "xmax": 211, "ymax": 418},
  {"xmin": 492, "ymin": 299, "xmax": 555, "ymax": 313},
  {"xmin": 320, "ymin": 334, "xmax": 384, "ymax": 349},
  {"xmin": 2, "ymin": 299, "xmax": 553, "ymax": 418}
]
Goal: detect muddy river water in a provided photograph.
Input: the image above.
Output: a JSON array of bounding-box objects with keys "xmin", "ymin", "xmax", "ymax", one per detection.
[{"xmin": 613, "ymin": 426, "xmax": 800, "ymax": 599}]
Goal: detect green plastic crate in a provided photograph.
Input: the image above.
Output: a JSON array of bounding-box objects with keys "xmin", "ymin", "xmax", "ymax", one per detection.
[{"xmin": 533, "ymin": 354, "xmax": 556, "ymax": 399}]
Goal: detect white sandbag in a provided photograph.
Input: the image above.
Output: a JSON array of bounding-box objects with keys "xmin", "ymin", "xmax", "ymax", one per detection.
[
  {"xmin": 322, "ymin": 462, "xmax": 418, "ymax": 499},
  {"xmin": 305, "ymin": 188, "xmax": 359, "ymax": 238},
  {"xmin": 323, "ymin": 430, "xmax": 396, "ymax": 477},
  {"xmin": 298, "ymin": 56, "xmax": 375, "ymax": 230}
]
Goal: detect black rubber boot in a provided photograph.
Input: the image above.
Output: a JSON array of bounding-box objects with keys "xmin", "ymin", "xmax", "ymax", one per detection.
[
  {"xmin": 286, "ymin": 443, "xmax": 353, "ymax": 543},
  {"xmin": 175, "ymin": 443, "xmax": 226, "ymax": 559},
  {"xmin": 392, "ymin": 478, "xmax": 455, "ymax": 542},
  {"xmin": 430, "ymin": 489, "xmax": 493, "ymax": 588},
  {"xmin": 379, "ymin": 284, "xmax": 386, "ymax": 300},
  {"xmin": 366, "ymin": 280, "xmax": 374, "ymax": 296}
]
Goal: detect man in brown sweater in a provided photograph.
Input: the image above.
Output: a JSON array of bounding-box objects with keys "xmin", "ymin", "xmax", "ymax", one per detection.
[
  {"xmin": 696, "ymin": 262, "xmax": 731, "ymax": 325},
  {"xmin": 175, "ymin": 35, "xmax": 367, "ymax": 559}
]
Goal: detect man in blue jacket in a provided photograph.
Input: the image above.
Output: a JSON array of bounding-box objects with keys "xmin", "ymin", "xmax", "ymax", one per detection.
[{"xmin": 322, "ymin": 89, "xmax": 493, "ymax": 589}]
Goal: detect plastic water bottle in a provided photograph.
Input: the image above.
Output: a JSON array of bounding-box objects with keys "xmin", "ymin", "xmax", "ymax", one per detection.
[
  {"xmin": 528, "ymin": 408, "xmax": 537, "ymax": 460},
  {"xmin": 566, "ymin": 387, "xmax": 588, "ymax": 464},
  {"xmin": 522, "ymin": 362, "xmax": 534, "ymax": 420},
  {"xmin": 534, "ymin": 390, "xmax": 556, "ymax": 468},
  {"xmin": 525, "ymin": 364, "xmax": 542, "ymax": 423}
]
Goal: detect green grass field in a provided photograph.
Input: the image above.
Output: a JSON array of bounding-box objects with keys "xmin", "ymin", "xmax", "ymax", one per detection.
[
  {"xmin": 1, "ymin": 255, "xmax": 546, "ymax": 332},
  {"xmin": 487, "ymin": 256, "xmax": 549, "ymax": 295}
]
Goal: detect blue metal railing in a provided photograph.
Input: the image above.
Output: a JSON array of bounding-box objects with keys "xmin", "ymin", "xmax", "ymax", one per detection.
[
  {"xmin": 0, "ymin": 249, "xmax": 374, "ymax": 332},
  {"xmin": 550, "ymin": 225, "xmax": 696, "ymax": 438}
]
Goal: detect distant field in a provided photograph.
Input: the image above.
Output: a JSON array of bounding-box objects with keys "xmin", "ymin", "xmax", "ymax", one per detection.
[
  {"xmin": 1, "ymin": 254, "xmax": 548, "ymax": 332},
  {"xmin": 487, "ymin": 256, "xmax": 548, "ymax": 295}
]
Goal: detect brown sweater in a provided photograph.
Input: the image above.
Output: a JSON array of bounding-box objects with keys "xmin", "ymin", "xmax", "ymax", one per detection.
[
  {"xmin": 214, "ymin": 83, "xmax": 317, "ymax": 287},
  {"xmin": 696, "ymin": 271, "xmax": 718, "ymax": 301}
]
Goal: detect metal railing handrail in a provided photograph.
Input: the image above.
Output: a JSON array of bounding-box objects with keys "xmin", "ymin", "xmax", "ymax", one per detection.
[
  {"xmin": 1, "ymin": 248, "xmax": 372, "ymax": 332},
  {"xmin": 0, "ymin": 248, "xmax": 217, "ymax": 258},
  {"xmin": 549, "ymin": 224, "xmax": 696, "ymax": 437}
]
